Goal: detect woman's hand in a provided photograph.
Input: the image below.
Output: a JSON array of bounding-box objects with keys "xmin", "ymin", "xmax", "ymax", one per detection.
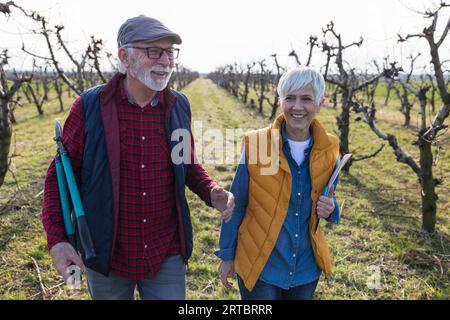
[
  {"xmin": 219, "ymin": 260, "xmax": 235, "ymax": 288},
  {"xmin": 316, "ymin": 195, "xmax": 335, "ymax": 219}
]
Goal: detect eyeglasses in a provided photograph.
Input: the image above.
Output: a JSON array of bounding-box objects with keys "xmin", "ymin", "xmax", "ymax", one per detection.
[{"xmin": 125, "ymin": 46, "xmax": 180, "ymax": 60}]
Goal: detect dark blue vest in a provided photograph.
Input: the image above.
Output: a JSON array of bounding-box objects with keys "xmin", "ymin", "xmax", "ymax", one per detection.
[{"xmin": 79, "ymin": 85, "xmax": 193, "ymax": 276}]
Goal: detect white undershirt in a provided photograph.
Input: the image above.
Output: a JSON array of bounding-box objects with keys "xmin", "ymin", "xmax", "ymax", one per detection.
[{"xmin": 288, "ymin": 137, "xmax": 312, "ymax": 166}]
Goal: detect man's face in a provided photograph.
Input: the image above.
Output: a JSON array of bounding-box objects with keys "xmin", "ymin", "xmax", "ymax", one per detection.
[
  {"xmin": 125, "ymin": 38, "xmax": 176, "ymax": 91},
  {"xmin": 280, "ymin": 85, "xmax": 322, "ymax": 139}
]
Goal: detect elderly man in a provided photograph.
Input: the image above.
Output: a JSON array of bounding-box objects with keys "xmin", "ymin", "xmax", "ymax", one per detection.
[{"xmin": 42, "ymin": 15, "xmax": 234, "ymax": 300}]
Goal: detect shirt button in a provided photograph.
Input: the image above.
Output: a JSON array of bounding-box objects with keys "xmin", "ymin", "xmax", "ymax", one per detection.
[
  {"xmin": 143, "ymin": 192, "xmax": 147, "ymax": 197},
  {"xmin": 142, "ymin": 136, "xmax": 146, "ymax": 140},
  {"xmin": 144, "ymin": 244, "xmax": 148, "ymax": 249},
  {"xmin": 143, "ymin": 219, "xmax": 147, "ymax": 223},
  {"xmin": 141, "ymin": 164, "xmax": 145, "ymax": 169},
  {"xmin": 298, "ymin": 193, "xmax": 301, "ymax": 196},
  {"xmin": 293, "ymin": 254, "xmax": 296, "ymax": 257},
  {"xmin": 295, "ymin": 234, "xmax": 299, "ymax": 238},
  {"xmin": 289, "ymin": 272, "xmax": 293, "ymax": 276},
  {"xmin": 296, "ymin": 213, "xmax": 299, "ymax": 217}
]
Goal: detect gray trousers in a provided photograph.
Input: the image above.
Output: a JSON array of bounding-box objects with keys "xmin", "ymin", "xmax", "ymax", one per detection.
[{"xmin": 86, "ymin": 255, "xmax": 186, "ymax": 300}]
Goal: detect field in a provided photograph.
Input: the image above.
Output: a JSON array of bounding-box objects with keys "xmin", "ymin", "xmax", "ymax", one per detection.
[{"xmin": 0, "ymin": 78, "xmax": 448, "ymax": 300}]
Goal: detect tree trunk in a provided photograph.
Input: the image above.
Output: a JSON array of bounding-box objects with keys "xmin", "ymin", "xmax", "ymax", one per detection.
[
  {"xmin": 0, "ymin": 98, "xmax": 12, "ymax": 187},
  {"xmin": 404, "ymin": 108, "xmax": 411, "ymax": 127},
  {"xmin": 269, "ymin": 92, "xmax": 279, "ymax": 120},
  {"xmin": 430, "ymin": 88, "xmax": 436, "ymax": 113},
  {"xmin": 384, "ymin": 81, "xmax": 393, "ymax": 106},
  {"xmin": 338, "ymin": 90, "xmax": 351, "ymax": 171},
  {"xmin": 401, "ymin": 90, "xmax": 411, "ymax": 127},
  {"xmin": 419, "ymin": 136, "xmax": 437, "ymax": 232},
  {"xmin": 8, "ymin": 103, "xmax": 17, "ymax": 124},
  {"xmin": 54, "ymin": 79, "xmax": 64, "ymax": 112},
  {"xmin": 22, "ymin": 85, "xmax": 32, "ymax": 104}
]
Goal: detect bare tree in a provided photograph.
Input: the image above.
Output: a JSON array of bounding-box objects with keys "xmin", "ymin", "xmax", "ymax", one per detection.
[
  {"xmin": 0, "ymin": 49, "xmax": 30, "ymax": 187},
  {"xmin": 426, "ymin": 72, "xmax": 438, "ymax": 113},
  {"xmin": 1, "ymin": 2, "xmax": 108, "ymax": 95},
  {"xmin": 26, "ymin": 61, "xmax": 48, "ymax": 115},
  {"xmin": 86, "ymin": 36, "xmax": 108, "ymax": 84},
  {"xmin": 171, "ymin": 64, "xmax": 199, "ymax": 90},
  {"xmin": 321, "ymin": 21, "xmax": 393, "ymax": 171},
  {"xmin": 265, "ymin": 54, "xmax": 284, "ymax": 120},
  {"xmin": 257, "ymin": 59, "xmax": 268, "ymax": 116},
  {"xmin": 395, "ymin": 53, "xmax": 422, "ymax": 127},
  {"xmin": 53, "ymin": 75, "xmax": 64, "ymax": 112},
  {"xmin": 240, "ymin": 62, "xmax": 255, "ymax": 104},
  {"xmin": 288, "ymin": 35, "xmax": 319, "ymax": 67},
  {"xmin": 354, "ymin": 2, "xmax": 450, "ymax": 232}
]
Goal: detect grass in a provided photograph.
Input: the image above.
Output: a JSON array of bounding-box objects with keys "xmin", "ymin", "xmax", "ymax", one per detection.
[{"xmin": 0, "ymin": 78, "xmax": 448, "ymax": 300}]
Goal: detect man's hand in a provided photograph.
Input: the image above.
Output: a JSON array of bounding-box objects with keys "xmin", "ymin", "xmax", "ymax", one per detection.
[
  {"xmin": 211, "ymin": 186, "xmax": 235, "ymax": 223},
  {"xmin": 219, "ymin": 260, "xmax": 235, "ymax": 288},
  {"xmin": 49, "ymin": 242, "xmax": 85, "ymax": 282},
  {"xmin": 317, "ymin": 195, "xmax": 335, "ymax": 219}
]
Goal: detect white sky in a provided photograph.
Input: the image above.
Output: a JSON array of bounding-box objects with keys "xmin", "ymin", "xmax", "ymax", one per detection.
[{"xmin": 1, "ymin": 0, "xmax": 449, "ymax": 73}]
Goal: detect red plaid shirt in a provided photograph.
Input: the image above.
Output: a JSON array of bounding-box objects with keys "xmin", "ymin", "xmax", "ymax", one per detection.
[{"xmin": 42, "ymin": 75, "xmax": 217, "ymax": 279}]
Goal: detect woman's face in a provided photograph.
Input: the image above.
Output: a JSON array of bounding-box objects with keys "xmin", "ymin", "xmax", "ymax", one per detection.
[{"xmin": 280, "ymin": 85, "xmax": 323, "ymax": 141}]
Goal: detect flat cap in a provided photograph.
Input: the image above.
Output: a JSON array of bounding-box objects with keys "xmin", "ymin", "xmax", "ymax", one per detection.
[{"xmin": 117, "ymin": 15, "xmax": 182, "ymax": 47}]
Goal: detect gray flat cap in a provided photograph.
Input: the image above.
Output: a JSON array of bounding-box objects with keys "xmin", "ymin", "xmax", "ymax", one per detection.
[{"xmin": 117, "ymin": 15, "xmax": 182, "ymax": 47}]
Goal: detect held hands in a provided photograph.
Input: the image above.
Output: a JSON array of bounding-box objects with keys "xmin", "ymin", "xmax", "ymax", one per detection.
[
  {"xmin": 49, "ymin": 242, "xmax": 85, "ymax": 282},
  {"xmin": 219, "ymin": 260, "xmax": 235, "ymax": 288},
  {"xmin": 210, "ymin": 186, "xmax": 235, "ymax": 223}
]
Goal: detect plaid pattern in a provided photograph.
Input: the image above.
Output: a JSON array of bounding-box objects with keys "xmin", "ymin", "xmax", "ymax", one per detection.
[
  {"xmin": 42, "ymin": 76, "xmax": 216, "ymax": 280},
  {"xmin": 110, "ymin": 82, "xmax": 180, "ymax": 279}
]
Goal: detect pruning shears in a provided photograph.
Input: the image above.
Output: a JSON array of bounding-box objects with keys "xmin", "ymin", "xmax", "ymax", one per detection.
[{"xmin": 54, "ymin": 121, "xmax": 96, "ymax": 264}]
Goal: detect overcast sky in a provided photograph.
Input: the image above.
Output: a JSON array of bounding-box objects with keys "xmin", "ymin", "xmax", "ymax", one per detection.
[{"xmin": 1, "ymin": 0, "xmax": 449, "ymax": 73}]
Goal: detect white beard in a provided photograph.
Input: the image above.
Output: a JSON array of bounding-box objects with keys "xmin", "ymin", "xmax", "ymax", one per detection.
[{"xmin": 130, "ymin": 60, "xmax": 174, "ymax": 91}]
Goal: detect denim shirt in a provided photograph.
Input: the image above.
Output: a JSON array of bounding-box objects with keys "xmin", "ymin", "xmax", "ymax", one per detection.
[{"xmin": 215, "ymin": 123, "xmax": 340, "ymax": 289}]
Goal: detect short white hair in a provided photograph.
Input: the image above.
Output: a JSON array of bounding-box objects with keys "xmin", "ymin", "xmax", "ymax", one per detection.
[{"xmin": 277, "ymin": 67, "xmax": 325, "ymax": 105}]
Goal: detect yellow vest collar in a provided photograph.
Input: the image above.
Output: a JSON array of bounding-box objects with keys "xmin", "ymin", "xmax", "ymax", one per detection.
[{"xmin": 271, "ymin": 114, "xmax": 334, "ymax": 153}]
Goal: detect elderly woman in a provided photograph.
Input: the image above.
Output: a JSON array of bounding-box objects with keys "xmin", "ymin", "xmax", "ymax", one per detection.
[{"xmin": 215, "ymin": 67, "xmax": 341, "ymax": 300}]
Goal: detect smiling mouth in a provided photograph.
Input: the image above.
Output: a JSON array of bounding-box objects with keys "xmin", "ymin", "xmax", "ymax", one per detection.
[
  {"xmin": 291, "ymin": 114, "xmax": 307, "ymax": 119},
  {"xmin": 151, "ymin": 71, "xmax": 167, "ymax": 77}
]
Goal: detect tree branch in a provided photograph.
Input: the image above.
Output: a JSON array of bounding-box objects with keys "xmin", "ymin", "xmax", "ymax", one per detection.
[
  {"xmin": 352, "ymin": 100, "xmax": 422, "ymax": 177},
  {"xmin": 351, "ymin": 144, "xmax": 385, "ymax": 163}
]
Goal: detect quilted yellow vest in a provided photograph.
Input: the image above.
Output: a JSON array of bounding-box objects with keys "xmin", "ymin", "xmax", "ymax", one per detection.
[{"xmin": 235, "ymin": 114, "xmax": 340, "ymax": 291}]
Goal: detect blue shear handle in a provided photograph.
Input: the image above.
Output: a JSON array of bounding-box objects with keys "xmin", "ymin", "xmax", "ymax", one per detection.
[
  {"xmin": 60, "ymin": 153, "xmax": 85, "ymax": 218},
  {"xmin": 55, "ymin": 156, "xmax": 75, "ymax": 243},
  {"xmin": 60, "ymin": 152, "xmax": 96, "ymax": 263}
]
